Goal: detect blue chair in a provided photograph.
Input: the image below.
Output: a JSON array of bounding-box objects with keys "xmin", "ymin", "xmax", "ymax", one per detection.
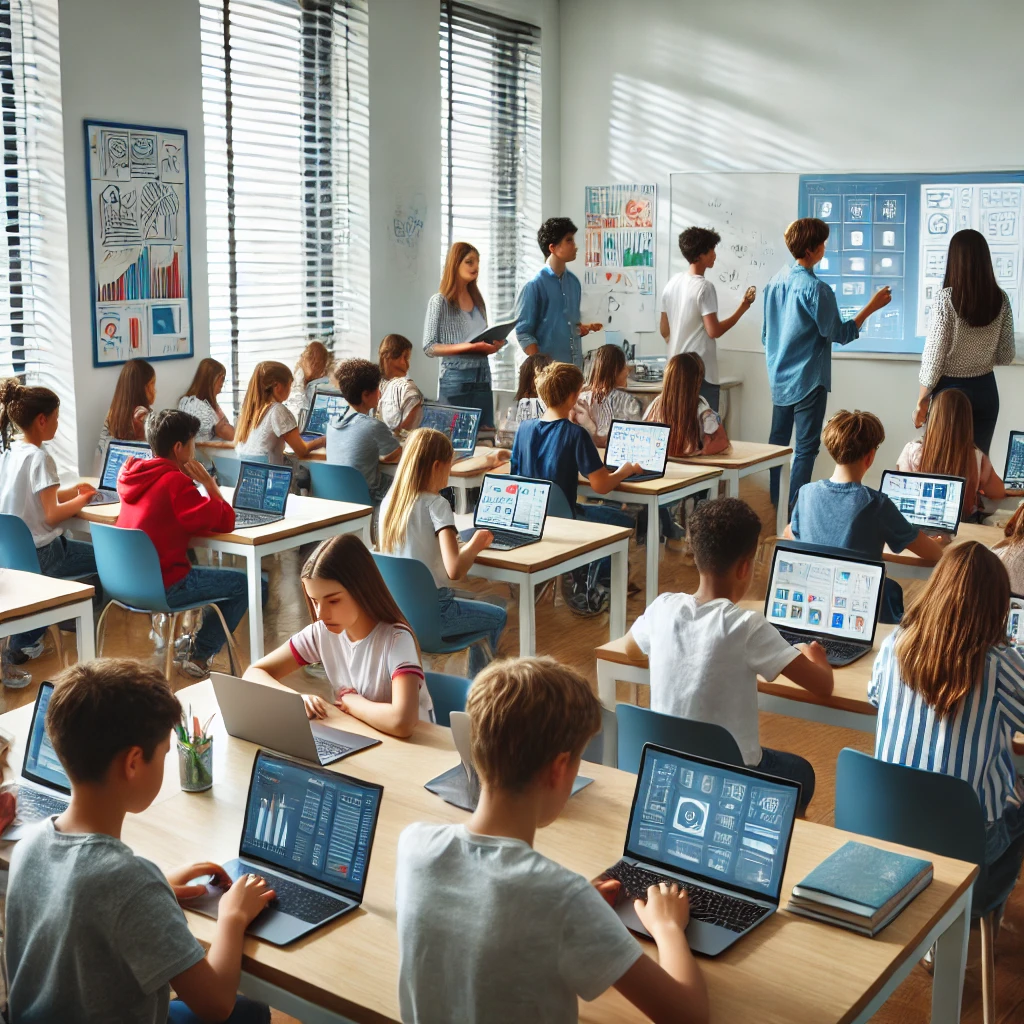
[
  {"xmin": 547, "ymin": 483, "xmax": 574, "ymax": 520},
  {"xmin": 615, "ymin": 703, "xmax": 743, "ymax": 775},
  {"xmin": 212, "ymin": 452, "xmax": 267, "ymax": 487},
  {"xmin": 306, "ymin": 462, "xmax": 372, "ymax": 506},
  {"xmin": 90, "ymin": 523, "xmax": 241, "ymax": 679},
  {"xmin": 425, "ymin": 670, "xmax": 472, "ymax": 727}
]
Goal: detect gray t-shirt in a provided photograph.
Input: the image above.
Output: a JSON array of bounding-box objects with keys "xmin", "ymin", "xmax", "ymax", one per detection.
[
  {"xmin": 6, "ymin": 818, "xmax": 206, "ymax": 1023},
  {"xmin": 326, "ymin": 408, "xmax": 400, "ymax": 502}
]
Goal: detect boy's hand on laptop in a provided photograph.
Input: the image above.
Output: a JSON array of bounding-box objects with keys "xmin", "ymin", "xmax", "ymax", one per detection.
[
  {"xmin": 796, "ymin": 641, "xmax": 829, "ymax": 669},
  {"xmin": 76, "ymin": 482, "xmax": 97, "ymax": 498},
  {"xmin": 219, "ymin": 872, "xmax": 276, "ymax": 927},
  {"xmin": 302, "ymin": 694, "xmax": 330, "ymax": 719},
  {"xmin": 635, "ymin": 881, "xmax": 690, "ymax": 936},
  {"xmin": 167, "ymin": 861, "xmax": 233, "ymax": 903}
]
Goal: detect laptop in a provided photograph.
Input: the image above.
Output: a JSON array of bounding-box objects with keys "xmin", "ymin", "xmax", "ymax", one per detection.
[
  {"xmin": 3, "ymin": 682, "xmax": 71, "ymax": 840},
  {"xmin": 604, "ymin": 420, "xmax": 671, "ymax": 482},
  {"xmin": 184, "ymin": 749, "xmax": 383, "ymax": 945},
  {"xmin": 879, "ymin": 469, "xmax": 966, "ymax": 536},
  {"xmin": 210, "ymin": 673, "xmax": 380, "ymax": 766},
  {"xmin": 764, "ymin": 541, "xmax": 885, "ymax": 666},
  {"xmin": 232, "ymin": 461, "xmax": 293, "ymax": 528},
  {"xmin": 419, "ymin": 402, "xmax": 482, "ymax": 461},
  {"xmin": 598, "ymin": 744, "xmax": 800, "ymax": 956},
  {"xmin": 1009, "ymin": 595, "xmax": 1024, "ymax": 646},
  {"xmin": 458, "ymin": 474, "xmax": 551, "ymax": 551},
  {"xmin": 1004, "ymin": 431, "xmax": 1024, "ymax": 490},
  {"xmin": 300, "ymin": 387, "xmax": 346, "ymax": 443},
  {"xmin": 88, "ymin": 441, "xmax": 153, "ymax": 505}
]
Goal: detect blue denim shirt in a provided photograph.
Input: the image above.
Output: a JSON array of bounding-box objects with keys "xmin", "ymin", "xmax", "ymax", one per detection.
[
  {"xmin": 515, "ymin": 265, "xmax": 583, "ymax": 367},
  {"xmin": 761, "ymin": 264, "xmax": 859, "ymax": 406}
]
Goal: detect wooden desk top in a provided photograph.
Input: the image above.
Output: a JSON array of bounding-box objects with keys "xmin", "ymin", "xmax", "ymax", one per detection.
[
  {"xmin": 578, "ymin": 457, "xmax": 722, "ymax": 496},
  {"xmin": 675, "ymin": 441, "xmax": 793, "ymax": 470},
  {"xmin": 0, "ymin": 569, "xmax": 95, "ymax": 624},
  {"xmin": 883, "ymin": 521, "xmax": 1004, "ymax": 568}
]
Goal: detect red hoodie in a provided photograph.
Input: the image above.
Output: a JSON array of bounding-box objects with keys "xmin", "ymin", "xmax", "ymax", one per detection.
[{"xmin": 116, "ymin": 457, "xmax": 235, "ymax": 587}]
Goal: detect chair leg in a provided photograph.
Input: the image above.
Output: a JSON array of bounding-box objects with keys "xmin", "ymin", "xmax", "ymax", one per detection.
[
  {"xmin": 163, "ymin": 612, "xmax": 180, "ymax": 681},
  {"xmin": 95, "ymin": 602, "xmax": 114, "ymax": 658},
  {"xmin": 48, "ymin": 624, "xmax": 65, "ymax": 668},
  {"xmin": 980, "ymin": 911, "xmax": 996, "ymax": 1024},
  {"xmin": 205, "ymin": 602, "xmax": 241, "ymax": 676}
]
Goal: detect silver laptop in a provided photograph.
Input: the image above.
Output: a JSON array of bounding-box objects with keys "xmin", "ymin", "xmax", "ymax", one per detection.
[
  {"xmin": 88, "ymin": 441, "xmax": 153, "ymax": 505},
  {"xmin": 459, "ymin": 474, "xmax": 551, "ymax": 551},
  {"xmin": 301, "ymin": 387, "xmax": 346, "ymax": 443},
  {"xmin": 232, "ymin": 461, "xmax": 293, "ymax": 528},
  {"xmin": 1003, "ymin": 431, "xmax": 1024, "ymax": 490},
  {"xmin": 211, "ymin": 673, "xmax": 380, "ymax": 766},
  {"xmin": 879, "ymin": 469, "xmax": 966, "ymax": 536},
  {"xmin": 604, "ymin": 420, "xmax": 671, "ymax": 482},
  {"xmin": 419, "ymin": 402, "xmax": 481, "ymax": 460},
  {"xmin": 599, "ymin": 744, "xmax": 800, "ymax": 956},
  {"xmin": 183, "ymin": 749, "xmax": 383, "ymax": 945}
]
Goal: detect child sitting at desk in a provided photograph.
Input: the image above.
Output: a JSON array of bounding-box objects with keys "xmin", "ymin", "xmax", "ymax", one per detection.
[
  {"xmin": 179, "ymin": 356, "xmax": 235, "ymax": 450},
  {"xmin": 495, "ymin": 352, "xmax": 549, "ymax": 448},
  {"xmin": 995, "ymin": 502, "xmax": 1024, "ymax": 593},
  {"xmin": 624, "ymin": 497, "xmax": 833, "ymax": 811},
  {"xmin": 236, "ymin": 359, "xmax": 324, "ymax": 464},
  {"xmin": 377, "ymin": 333, "xmax": 424, "ymax": 435},
  {"xmin": 5, "ymin": 659, "xmax": 275, "ymax": 1023},
  {"xmin": 644, "ymin": 352, "xmax": 729, "ymax": 458},
  {"xmin": 572, "ymin": 343, "xmax": 642, "ymax": 446},
  {"xmin": 396, "ymin": 656, "xmax": 709, "ymax": 1024},
  {"xmin": 286, "ymin": 338, "xmax": 333, "ymax": 421},
  {"xmin": 95, "ymin": 358, "xmax": 155, "ymax": 473}
]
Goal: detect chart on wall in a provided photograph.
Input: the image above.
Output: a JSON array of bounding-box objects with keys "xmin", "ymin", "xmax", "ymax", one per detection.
[
  {"xmin": 581, "ymin": 184, "xmax": 657, "ymax": 333},
  {"xmin": 84, "ymin": 120, "xmax": 193, "ymax": 367}
]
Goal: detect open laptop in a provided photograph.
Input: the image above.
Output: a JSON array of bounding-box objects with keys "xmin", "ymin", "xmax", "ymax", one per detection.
[
  {"xmin": 419, "ymin": 402, "xmax": 482, "ymax": 461},
  {"xmin": 183, "ymin": 749, "xmax": 383, "ymax": 945},
  {"xmin": 300, "ymin": 387, "xmax": 346, "ymax": 443},
  {"xmin": 879, "ymin": 469, "xmax": 966, "ymax": 536},
  {"xmin": 458, "ymin": 474, "xmax": 551, "ymax": 551},
  {"xmin": 598, "ymin": 744, "xmax": 800, "ymax": 956},
  {"xmin": 1004, "ymin": 431, "xmax": 1024, "ymax": 490},
  {"xmin": 604, "ymin": 420, "xmax": 671, "ymax": 482},
  {"xmin": 232, "ymin": 461, "xmax": 293, "ymax": 528},
  {"xmin": 211, "ymin": 673, "xmax": 380, "ymax": 766},
  {"xmin": 1009, "ymin": 595, "xmax": 1024, "ymax": 646},
  {"xmin": 764, "ymin": 541, "xmax": 885, "ymax": 666},
  {"xmin": 88, "ymin": 440, "xmax": 153, "ymax": 505},
  {"xmin": 3, "ymin": 681, "xmax": 71, "ymax": 840}
]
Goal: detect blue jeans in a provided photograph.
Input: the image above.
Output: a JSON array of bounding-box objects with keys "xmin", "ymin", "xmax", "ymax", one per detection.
[
  {"xmin": 757, "ymin": 746, "xmax": 816, "ymax": 814},
  {"xmin": 168, "ymin": 995, "xmax": 270, "ymax": 1023},
  {"xmin": 979, "ymin": 800, "xmax": 1024, "ymax": 915},
  {"xmin": 438, "ymin": 589, "xmax": 507, "ymax": 676},
  {"xmin": 438, "ymin": 365, "xmax": 495, "ymax": 429},
  {"xmin": 165, "ymin": 567, "xmax": 263, "ymax": 662},
  {"xmin": 576, "ymin": 502, "xmax": 635, "ymax": 589},
  {"xmin": 768, "ymin": 385, "xmax": 829, "ymax": 514}
]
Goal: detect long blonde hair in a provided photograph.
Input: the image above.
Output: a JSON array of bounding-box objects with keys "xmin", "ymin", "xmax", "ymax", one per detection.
[
  {"xmin": 235, "ymin": 361, "xmax": 293, "ymax": 444},
  {"xmin": 649, "ymin": 352, "xmax": 704, "ymax": 457},
  {"xmin": 919, "ymin": 389, "xmax": 979, "ymax": 505},
  {"xmin": 439, "ymin": 241, "xmax": 486, "ymax": 320},
  {"xmin": 380, "ymin": 429, "xmax": 454, "ymax": 553}
]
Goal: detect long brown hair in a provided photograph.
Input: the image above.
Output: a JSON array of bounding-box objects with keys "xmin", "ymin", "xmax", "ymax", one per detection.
[
  {"xmin": 649, "ymin": 352, "xmax": 703, "ymax": 457},
  {"xmin": 181, "ymin": 357, "xmax": 226, "ymax": 405},
  {"xmin": 439, "ymin": 241, "xmax": 486, "ymax": 319},
  {"xmin": 235, "ymin": 361, "xmax": 292, "ymax": 443},
  {"xmin": 378, "ymin": 334, "xmax": 412, "ymax": 378},
  {"xmin": 514, "ymin": 353, "xmax": 551, "ymax": 403},
  {"xmin": 1000, "ymin": 502, "xmax": 1024, "ymax": 550},
  {"xmin": 296, "ymin": 340, "xmax": 331, "ymax": 383},
  {"xmin": 585, "ymin": 345, "xmax": 627, "ymax": 403},
  {"xmin": 942, "ymin": 229, "xmax": 1003, "ymax": 327},
  {"xmin": 106, "ymin": 359, "xmax": 155, "ymax": 440},
  {"xmin": 0, "ymin": 378, "xmax": 59, "ymax": 447},
  {"xmin": 895, "ymin": 542, "xmax": 1010, "ymax": 718},
  {"xmin": 919, "ymin": 389, "xmax": 979, "ymax": 504},
  {"xmin": 380, "ymin": 429, "xmax": 454, "ymax": 553}
]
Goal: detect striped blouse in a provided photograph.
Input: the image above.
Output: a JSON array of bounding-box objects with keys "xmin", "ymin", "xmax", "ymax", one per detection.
[{"xmin": 869, "ymin": 630, "xmax": 1024, "ymax": 821}]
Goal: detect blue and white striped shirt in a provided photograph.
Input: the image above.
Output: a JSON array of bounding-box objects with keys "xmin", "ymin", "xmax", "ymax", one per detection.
[{"xmin": 869, "ymin": 631, "xmax": 1024, "ymax": 822}]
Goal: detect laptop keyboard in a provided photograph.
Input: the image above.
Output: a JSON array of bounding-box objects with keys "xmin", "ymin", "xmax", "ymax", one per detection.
[
  {"xmin": 777, "ymin": 629, "xmax": 865, "ymax": 663},
  {"xmin": 604, "ymin": 860, "xmax": 771, "ymax": 934},
  {"xmin": 234, "ymin": 510, "xmax": 276, "ymax": 528},
  {"xmin": 624, "ymin": 471, "xmax": 660, "ymax": 482},
  {"xmin": 17, "ymin": 786, "xmax": 69, "ymax": 821},
  {"xmin": 314, "ymin": 736, "xmax": 354, "ymax": 761},
  {"xmin": 259, "ymin": 870, "xmax": 351, "ymax": 924},
  {"xmin": 489, "ymin": 529, "xmax": 536, "ymax": 550}
]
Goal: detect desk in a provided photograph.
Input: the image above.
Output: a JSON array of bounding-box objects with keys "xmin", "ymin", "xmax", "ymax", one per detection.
[
  {"xmin": 884, "ymin": 522, "xmax": 1005, "ymax": 581},
  {"xmin": 0, "ymin": 570, "xmax": 95, "ymax": 663}
]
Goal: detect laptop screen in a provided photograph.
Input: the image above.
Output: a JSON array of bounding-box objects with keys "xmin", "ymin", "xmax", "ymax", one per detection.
[
  {"xmin": 1010, "ymin": 596, "xmax": 1024, "ymax": 646},
  {"xmin": 101, "ymin": 442, "xmax": 152, "ymax": 490},
  {"xmin": 626, "ymin": 746, "xmax": 800, "ymax": 902},
  {"xmin": 879, "ymin": 470, "xmax": 965, "ymax": 533},
  {"xmin": 420, "ymin": 403, "xmax": 481, "ymax": 454},
  {"xmin": 22, "ymin": 682, "xmax": 70, "ymax": 794},
  {"xmin": 1005, "ymin": 432, "xmax": 1024, "ymax": 489},
  {"xmin": 606, "ymin": 421, "xmax": 670, "ymax": 474},
  {"xmin": 234, "ymin": 462, "xmax": 292, "ymax": 514},
  {"xmin": 240, "ymin": 751, "xmax": 383, "ymax": 899},
  {"xmin": 475, "ymin": 475, "xmax": 551, "ymax": 538},
  {"xmin": 304, "ymin": 390, "xmax": 346, "ymax": 437}
]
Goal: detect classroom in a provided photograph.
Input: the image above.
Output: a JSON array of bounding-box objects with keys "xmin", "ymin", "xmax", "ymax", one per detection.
[{"xmin": 0, "ymin": 0, "xmax": 1022, "ymax": 1021}]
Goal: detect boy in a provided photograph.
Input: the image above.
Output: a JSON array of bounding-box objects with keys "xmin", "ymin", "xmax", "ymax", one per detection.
[
  {"xmin": 515, "ymin": 217, "xmax": 602, "ymax": 368},
  {"xmin": 625, "ymin": 498, "xmax": 832, "ymax": 810},
  {"xmin": 396, "ymin": 656, "xmax": 709, "ymax": 1024},
  {"xmin": 328, "ymin": 358, "xmax": 401, "ymax": 504},
  {"xmin": 118, "ymin": 409, "xmax": 253, "ymax": 678},
  {"xmin": 5, "ymin": 659, "xmax": 274, "ymax": 1022},
  {"xmin": 659, "ymin": 226, "xmax": 756, "ymax": 412},
  {"xmin": 785, "ymin": 409, "xmax": 945, "ymax": 623}
]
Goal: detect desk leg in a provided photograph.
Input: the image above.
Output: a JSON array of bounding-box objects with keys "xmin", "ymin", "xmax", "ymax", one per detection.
[
  {"xmin": 455, "ymin": 487, "xmax": 468, "ymax": 515},
  {"xmin": 777, "ymin": 460, "xmax": 791, "ymax": 536},
  {"xmin": 721, "ymin": 469, "xmax": 739, "ymax": 499},
  {"xmin": 609, "ymin": 544, "xmax": 627, "ymax": 641},
  {"xmin": 597, "ymin": 659, "xmax": 616, "ymax": 708},
  {"xmin": 76, "ymin": 605, "xmax": 96, "ymax": 662},
  {"xmin": 518, "ymin": 577, "xmax": 536, "ymax": 657},
  {"xmin": 359, "ymin": 516, "xmax": 372, "ymax": 548},
  {"xmin": 246, "ymin": 552, "xmax": 265, "ymax": 661},
  {"xmin": 930, "ymin": 894, "xmax": 970, "ymax": 1024},
  {"xmin": 645, "ymin": 497, "xmax": 659, "ymax": 606}
]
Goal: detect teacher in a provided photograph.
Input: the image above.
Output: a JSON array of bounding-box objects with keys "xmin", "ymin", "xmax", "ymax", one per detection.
[{"xmin": 914, "ymin": 229, "xmax": 1015, "ymax": 454}]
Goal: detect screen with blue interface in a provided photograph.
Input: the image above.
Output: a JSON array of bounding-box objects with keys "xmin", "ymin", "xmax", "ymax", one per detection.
[
  {"xmin": 420, "ymin": 404, "xmax": 480, "ymax": 453},
  {"xmin": 1005, "ymin": 433, "xmax": 1024, "ymax": 489},
  {"xmin": 627, "ymin": 748, "xmax": 798, "ymax": 900},
  {"xmin": 102, "ymin": 442, "xmax": 152, "ymax": 489},
  {"xmin": 476, "ymin": 475, "xmax": 550, "ymax": 536},
  {"xmin": 304, "ymin": 392, "xmax": 346, "ymax": 436},
  {"xmin": 1010, "ymin": 598, "xmax": 1024, "ymax": 646},
  {"xmin": 606, "ymin": 422, "xmax": 670, "ymax": 472},
  {"xmin": 241, "ymin": 753, "xmax": 380, "ymax": 896},
  {"xmin": 24, "ymin": 683, "xmax": 70, "ymax": 792},
  {"xmin": 234, "ymin": 464, "xmax": 291, "ymax": 513},
  {"xmin": 880, "ymin": 472, "xmax": 963, "ymax": 531}
]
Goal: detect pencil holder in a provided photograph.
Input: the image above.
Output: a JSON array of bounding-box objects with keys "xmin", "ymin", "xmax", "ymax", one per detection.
[{"xmin": 178, "ymin": 737, "xmax": 213, "ymax": 793}]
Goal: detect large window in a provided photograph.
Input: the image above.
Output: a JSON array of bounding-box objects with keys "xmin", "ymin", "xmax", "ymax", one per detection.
[
  {"xmin": 200, "ymin": 0, "xmax": 369, "ymax": 415},
  {"xmin": 440, "ymin": 0, "xmax": 542, "ymax": 390}
]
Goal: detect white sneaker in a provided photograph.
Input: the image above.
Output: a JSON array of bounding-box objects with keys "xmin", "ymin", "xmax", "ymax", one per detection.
[
  {"xmin": 18, "ymin": 640, "xmax": 45, "ymax": 661},
  {"xmin": 176, "ymin": 656, "xmax": 213, "ymax": 680},
  {"xmin": 2, "ymin": 663, "xmax": 32, "ymax": 689}
]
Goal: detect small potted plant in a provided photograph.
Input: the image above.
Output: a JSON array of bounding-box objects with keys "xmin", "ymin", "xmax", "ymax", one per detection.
[{"xmin": 177, "ymin": 707, "xmax": 215, "ymax": 793}]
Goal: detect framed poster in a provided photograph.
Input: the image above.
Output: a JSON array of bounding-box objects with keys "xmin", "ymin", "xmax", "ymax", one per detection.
[{"xmin": 84, "ymin": 119, "xmax": 193, "ymax": 366}]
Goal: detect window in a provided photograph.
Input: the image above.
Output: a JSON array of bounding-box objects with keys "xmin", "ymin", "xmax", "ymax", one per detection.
[
  {"xmin": 200, "ymin": 0, "xmax": 369, "ymax": 415},
  {"xmin": 440, "ymin": 0, "xmax": 542, "ymax": 391},
  {"xmin": 1, "ymin": 0, "xmax": 76, "ymax": 472}
]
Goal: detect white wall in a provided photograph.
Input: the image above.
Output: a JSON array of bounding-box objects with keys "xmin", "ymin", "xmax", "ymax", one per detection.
[{"xmin": 559, "ymin": 0, "xmax": 1024, "ymax": 481}]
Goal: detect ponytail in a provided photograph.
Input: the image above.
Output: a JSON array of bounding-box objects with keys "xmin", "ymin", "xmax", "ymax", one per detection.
[{"xmin": 0, "ymin": 378, "xmax": 59, "ymax": 448}]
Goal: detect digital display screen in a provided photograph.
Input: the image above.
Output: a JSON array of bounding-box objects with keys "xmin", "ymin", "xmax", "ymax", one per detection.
[
  {"xmin": 475, "ymin": 476, "xmax": 549, "ymax": 537},
  {"xmin": 101, "ymin": 443, "xmax": 152, "ymax": 489},
  {"xmin": 420, "ymin": 404, "xmax": 481, "ymax": 453},
  {"xmin": 304, "ymin": 392, "xmax": 347, "ymax": 436},
  {"xmin": 23, "ymin": 683, "xmax": 70, "ymax": 793},
  {"xmin": 1005, "ymin": 433, "xmax": 1024, "ymax": 489},
  {"xmin": 881, "ymin": 472, "xmax": 964, "ymax": 532},
  {"xmin": 1010, "ymin": 597, "xmax": 1024, "ymax": 646},
  {"xmin": 234, "ymin": 464, "xmax": 292, "ymax": 514},
  {"xmin": 606, "ymin": 422, "xmax": 670, "ymax": 473}
]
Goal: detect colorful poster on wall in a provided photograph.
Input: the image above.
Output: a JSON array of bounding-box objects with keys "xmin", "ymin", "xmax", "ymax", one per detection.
[
  {"xmin": 84, "ymin": 119, "xmax": 193, "ymax": 366},
  {"xmin": 581, "ymin": 183, "xmax": 657, "ymax": 334}
]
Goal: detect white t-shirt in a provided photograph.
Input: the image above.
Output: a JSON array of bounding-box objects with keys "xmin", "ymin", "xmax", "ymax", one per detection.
[
  {"xmin": 177, "ymin": 396, "xmax": 225, "ymax": 443},
  {"xmin": 395, "ymin": 823, "xmax": 642, "ymax": 1024},
  {"xmin": 0, "ymin": 440, "xmax": 61, "ymax": 547},
  {"xmin": 379, "ymin": 491, "xmax": 455, "ymax": 589},
  {"xmin": 237, "ymin": 402, "xmax": 296, "ymax": 465},
  {"xmin": 378, "ymin": 377, "xmax": 424, "ymax": 433},
  {"xmin": 660, "ymin": 272, "xmax": 720, "ymax": 384},
  {"xmin": 630, "ymin": 593, "xmax": 799, "ymax": 765},
  {"xmin": 289, "ymin": 619, "xmax": 433, "ymax": 720}
]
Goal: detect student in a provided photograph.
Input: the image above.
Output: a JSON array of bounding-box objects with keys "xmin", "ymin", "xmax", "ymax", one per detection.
[
  {"xmin": 494, "ymin": 352, "xmax": 550, "ymax": 449},
  {"xmin": 395, "ymin": 656, "xmax": 709, "ymax": 1024},
  {"xmin": 95, "ymin": 358, "xmax": 156, "ymax": 473},
  {"xmin": 286, "ymin": 339, "xmax": 332, "ymax": 420},
  {"xmin": 515, "ymin": 217, "xmax": 602, "ymax": 368},
  {"xmin": 644, "ymin": 352, "xmax": 729, "ymax": 458},
  {"xmin": 118, "ymin": 409, "xmax": 254, "ymax": 678},
  {"xmin": 379, "ymin": 428, "xmax": 508, "ymax": 676},
  {"xmin": 245, "ymin": 534, "xmax": 433, "ymax": 738},
  {"xmin": 235, "ymin": 360, "xmax": 324, "ymax": 464},
  {"xmin": 5, "ymin": 659, "xmax": 274, "ymax": 1023},
  {"xmin": 785, "ymin": 410, "xmax": 944, "ymax": 624},
  {"xmin": 659, "ymin": 226, "xmax": 755, "ymax": 412},
  {"xmin": 179, "ymin": 357, "xmax": 235, "ymax": 450},
  {"xmin": 869, "ymin": 542, "xmax": 1024, "ymax": 915},
  {"xmin": 624, "ymin": 498, "xmax": 832, "ymax": 810},
  {"xmin": 995, "ymin": 502, "xmax": 1024, "ymax": 594},
  {"xmin": 378, "ymin": 333, "xmax": 424, "ymax": 434},
  {"xmin": 572, "ymin": 344, "xmax": 642, "ymax": 445}
]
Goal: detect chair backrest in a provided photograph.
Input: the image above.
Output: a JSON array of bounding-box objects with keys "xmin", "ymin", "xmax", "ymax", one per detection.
[
  {"xmin": 615, "ymin": 703, "xmax": 744, "ymax": 775},
  {"xmin": 212, "ymin": 452, "xmax": 267, "ymax": 487},
  {"xmin": 424, "ymin": 670, "xmax": 472, "ymax": 728},
  {"xmin": 547, "ymin": 483, "xmax": 574, "ymax": 520},
  {"xmin": 0, "ymin": 513, "xmax": 41, "ymax": 572},
  {"xmin": 372, "ymin": 553, "xmax": 445, "ymax": 650},
  {"xmin": 307, "ymin": 461, "xmax": 372, "ymax": 506},
  {"xmin": 89, "ymin": 523, "xmax": 172, "ymax": 613}
]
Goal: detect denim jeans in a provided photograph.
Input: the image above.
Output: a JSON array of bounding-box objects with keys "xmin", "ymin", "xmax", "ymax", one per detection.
[
  {"xmin": 699, "ymin": 380, "xmax": 721, "ymax": 414},
  {"xmin": 437, "ymin": 588, "xmax": 507, "ymax": 676},
  {"xmin": 768, "ymin": 385, "xmax": 829, "ymax": 514},
  {"xmin": 168, "ymin": 995, "xmax": 270, "ymax": 1023},
  {"xmin": 576, "ymin": 502, "xmax": 635, "ymax": 590},
  {"xmin": 756, "ymin": 746, "xmax": 816, "ymax": 813},
  {"xmin": 979, "ymin": 800, "xmax": 1024, "ymax": 915},
  {"xmin": 438, "ymin": 366, "xmax": 495, "ymax": 429},
  {"xmin": 165, "ymin": 567, "xmax": 261, "ymax": 662}
]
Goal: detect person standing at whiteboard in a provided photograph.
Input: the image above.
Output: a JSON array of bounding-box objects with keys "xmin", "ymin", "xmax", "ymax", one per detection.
[
  {"xmin": 659, "ymin": 226, "xmax": 756, "ymax": 412},
  {"xmin": 763, "ymin": 218, "xmax": 891, "ymax": 514}
]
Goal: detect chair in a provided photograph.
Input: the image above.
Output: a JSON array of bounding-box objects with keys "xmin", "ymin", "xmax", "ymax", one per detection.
[
  {"xmin": 424, "ymin": 670, "xmax": 472, "ymax": 727},
  {"xmin": 547, "ymin": 483, "xmax": 574, "ymax": 520},
  {"xmin": 615, "ymin": 703, "xmax": 743, "ymax": 775},
  {"xmin": 212, "ymin": 452, "xmax": 267, "ymax": 487},
  {"xmin": 306, "ymin": 462, "xmax": 372, "ymax": 506},
  {"xmin": 90, "ymin": 523, "xmax": 241, "ymax": 680}
]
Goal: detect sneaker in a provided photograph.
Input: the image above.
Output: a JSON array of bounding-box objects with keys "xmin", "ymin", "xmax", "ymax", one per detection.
[
  {"xmin": 176, "ymin": 656, "xmax": 213, "ymax": 680},
  {"xmin": 2, "ymin": 663, "xmax": 32, "ymax": 689}
]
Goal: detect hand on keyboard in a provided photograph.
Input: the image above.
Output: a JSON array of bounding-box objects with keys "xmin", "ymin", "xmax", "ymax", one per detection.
[
  {"xmin": 634, "ymin": 879, "xmax": 691, "ymax": 936},
  {"xmin": 795, "ymin": 640, "xmax": 829, "ymax": 668},
  {"xmin": 221, "ymin": 871, "xmax": 276, "ymax": 927}
]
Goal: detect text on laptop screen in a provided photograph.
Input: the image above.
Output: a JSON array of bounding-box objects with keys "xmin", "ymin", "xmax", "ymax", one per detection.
[
  {"xmin": 766, "ymin": 549, "xmax": 883, "ymax": 642},
  {"xmin": 606, "ymin": 422, "xmax": 670, "ymax": 472},
  {"xmin": 235, "ymin": 464, "xmax": 291, "ymax": 514},
  {"xmin": 24, "ymin": 683, "xmax": 70, "ymax": 792},
  {"xmin": 1010, "ymin": 597, "xmax": 1024, "ymax": 646},
  {"xmin": 881, "ymin": 472, "xmax": 963, "ymax": 532},
  {"xmin": 476, "ymin": 476, "xmax": 549, "ymax": 536},
  {"xmin": 241, "ymin": 754, "xmax": 379, "ymax": 896},
  {"xmin": 102, "ymin": 443, "xmax": 152, "ymax": 489},
  {"xmin": 1006, "ymin": 433, "xmax": 1024, "ymax": 488},
  {"xmin": 304, "ymin": 392, "xmax": 347, "ymax": 436},
  {"xmin": 420, "ymin": 405, "xmax": 480, "ymax": 452},
  {"xmin": 627, "ymin": 748, "xmax": 798, "ymax": 900}
]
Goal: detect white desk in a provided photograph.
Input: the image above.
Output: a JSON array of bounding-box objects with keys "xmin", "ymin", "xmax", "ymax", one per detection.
[{"xmin": 0, "ymin": 570, "xmax": 95, "ymax": 664}]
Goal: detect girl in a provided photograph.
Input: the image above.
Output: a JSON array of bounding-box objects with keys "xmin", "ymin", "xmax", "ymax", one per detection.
[
  {"xmin": 379, "ymin": 428, "xmax": 507, "ymax": 675},
  {"xmin": 869, "ymin": 542, "xmax": 1024, "ymax": 915},
  {"xmin": 572, "ymin": 344, "xmax": 642, "ymax": 445},
  {"xmin": 245, "ymin": 534, "xmax": 432, "ymax": 738},
  {"xmin": 179, "ymin": 357, "xmax": 234, "ymax": 444},
  {"xmin": 995, "ymin": 502, "xmax": 1024, "ymax": 594},
  {"xmin": 377, "ymin": 334, "xmax": 423, "ymax": 434},
  {"xmin": 95, "ymin": 358, "xmax": 155, "ymax": 472},
  {"xmin": 235, "ymin": 360, "xmax": 324, "ymax": 464},
  {"xmin": 286, "ymin": 339, "xmax": 332, "ymax": 420},
  {"xmin": 495, "ymin": 353, "xmax": 549, "ymax": 448},
  {"xmin": 644, "ymin": 352, "xmax": 729, "ymax": 458}
]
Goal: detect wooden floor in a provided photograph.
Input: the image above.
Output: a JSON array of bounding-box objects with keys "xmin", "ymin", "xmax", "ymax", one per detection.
[{"xmin": 5, "ymin": 478, "xmax": 1021, "ymax": 1023}]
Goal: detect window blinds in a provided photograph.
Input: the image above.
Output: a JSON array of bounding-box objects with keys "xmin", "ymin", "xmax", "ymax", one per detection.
[
  {"xmin": 200, "ymin": 0, "xmax": 369, "ymax": 416},
  {"xmin": 440, "ymin": 0, "xmax": 542, "ymax": 391}
]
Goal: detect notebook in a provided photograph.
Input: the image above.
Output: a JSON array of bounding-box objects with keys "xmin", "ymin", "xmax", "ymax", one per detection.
[
  {"xmin": 232, "ymin": 461, "xmax": 293, "ymax": 528},
  {"xmin": 604, "ymin": 420, "xmax": 671, "ymax": 482},
  {"xmin": 419, "ymin": 402, "xmax": 481, "ymax": 460},
  {"xmin": 88, "ymin": 441, "xmax": 153, "ymax": 505},
  {"xmin": 458, "ymin": 474, "xmax": 551, "ymax": 551},
  {"xmin": 1003, "ymin": 430, "xmax": 1024, "ymax": 490},
  {"xmin": 879, "ymin": 470, "xmax": 966, "ymax": 536},
  {"xmin": 301, "ymin": 388, "xmax": 346, "ymax": 443}
]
